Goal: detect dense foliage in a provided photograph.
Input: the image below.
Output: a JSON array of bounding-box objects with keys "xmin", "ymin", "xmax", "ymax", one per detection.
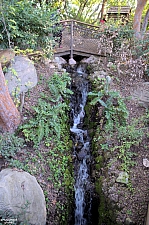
[
  {"xmin": 0, "ymin": 0, "xmax": 60, "ymax": 55},
  {"xmin": 0, "ymin": 0, "xmax": 148, "ymax": 52},
  {"xmin": 20, "ymin": 72, "xmax": 72, "ymax": 147},
  {"xmin": 0, "ymin": 71, "xmax": 74, "ymax": 224}
]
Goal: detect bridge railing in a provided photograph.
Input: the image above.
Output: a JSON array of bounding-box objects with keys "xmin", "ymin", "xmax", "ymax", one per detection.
[{"xmin": 56, "ymin": 19, "xmax": 104, "ymax": 57}]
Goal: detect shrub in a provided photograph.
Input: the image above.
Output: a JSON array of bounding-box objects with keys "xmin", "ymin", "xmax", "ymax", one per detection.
[{"xmin": 0, "ymin": 0, "xmax": 59, "ymax": 56}]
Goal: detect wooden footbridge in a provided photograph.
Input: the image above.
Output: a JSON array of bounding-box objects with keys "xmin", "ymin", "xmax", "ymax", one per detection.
[{"xmin": 54, "ymin": 20, "xmax": 104, "ymax": 58}]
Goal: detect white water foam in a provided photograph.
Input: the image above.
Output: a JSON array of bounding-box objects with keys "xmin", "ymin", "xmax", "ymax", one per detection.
[
  {"xmin": 75, "ymin": 159, "xmax": 88, "ymax": 225},
  {"xmin": 70, "ymin": 65, "xmax": 91, "ymax": 225}
]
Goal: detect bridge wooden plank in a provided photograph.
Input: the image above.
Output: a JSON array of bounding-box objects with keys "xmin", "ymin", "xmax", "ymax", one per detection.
[
  {"xmin": 54, "ymin": 48, "xmax": 104, "ymax": 57},
  {"xmin": 54, "ymin": 20, "xmax": 105, "ymax": 58}
]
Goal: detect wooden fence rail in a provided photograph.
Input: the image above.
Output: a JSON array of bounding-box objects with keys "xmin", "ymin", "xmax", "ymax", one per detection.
[{"xmin": 54, "ymin": 19, "xmax": 104, "ymax": 58}]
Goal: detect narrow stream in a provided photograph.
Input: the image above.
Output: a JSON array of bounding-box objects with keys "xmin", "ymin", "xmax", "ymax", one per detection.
[{"xmin": 70, "ymin": 64, "xmax": 92, "ymax": 225}]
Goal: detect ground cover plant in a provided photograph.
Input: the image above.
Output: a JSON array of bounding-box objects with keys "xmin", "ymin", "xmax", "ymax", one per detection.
[
  {"xmin": 86, "ymin": 23, "xmax": 149, "ymax": 224},
  {"xmin": 0, "ymin": 67, "xmax": 74, "ymax": 224}
]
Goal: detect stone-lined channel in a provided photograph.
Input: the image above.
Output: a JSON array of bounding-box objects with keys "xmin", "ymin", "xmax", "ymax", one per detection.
[{"xmin": 70, "ymin": 64, "xmax": 93, "ymax": 225}]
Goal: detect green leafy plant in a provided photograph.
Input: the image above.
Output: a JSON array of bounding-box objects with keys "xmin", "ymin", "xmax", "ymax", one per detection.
[
  {"xmin": 47, "ymin": 72, "xmax": 73, "ymax": 102},
  {"xmin": 19, "ymin": 71, "xmax": 74, "ymax": 194},
  {"xmin": 20, "ymin": 72, "xmax": 72, "ymax": 148},
  {"xmin": 88, "ymin": 89, "xmax": 128, "ymax": 129},
  {"xmin": 89, "ymin": 78, "xmax": 146, "ymax": 173},
  {"xmin": 111, "ymin": 120, "xmax": 144, "ymax": 172},
  {"xmin": 0, "ymin": 0, "xmax": 59, "ymax": 56},
  {"xmin": 0, "ymin": 133, "xmax": 24, "ymax": 160},
  {"xmin": 5, "ymin": 70, "xmax": 75, "ymax": 224}
]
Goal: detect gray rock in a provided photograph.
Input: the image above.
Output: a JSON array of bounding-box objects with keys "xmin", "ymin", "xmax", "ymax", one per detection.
[
  {"xmin": 81, "ymin": 55, "xmax": 99, "ymax": 64},
  {"xmin": 69, "ymin": 58, "xmax": 76, "ymax": 65},
  {"xmin": 0, "ymin": 168, "xmax": 46, "ymax": 225},
  {"xmin": 54, "ymin": 56, "xmax": 67, "ymax": 65},
  {"xmin": 143, "ymin": 158, "xmax": 149, "ymax": 167},
  {"xmin": 131, "ymin": 82, "xmax": 149, "ymax": 108},
  {"xmin": 116, "ymin": 171, "xmax": 129, "ymax": 184},
  {"xmin": 5, "ymin": 56, "xmax": 38, "ymax": 95}
]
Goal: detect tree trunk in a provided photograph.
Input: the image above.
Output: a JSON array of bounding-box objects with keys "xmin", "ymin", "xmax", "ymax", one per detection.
[
  {"xmin": 100, "ymin": 0, "xmax": 107, "ymax": 20},
  {"xmin": 0, "ymin": 63, "xmax": 21, "ymax": 132},
  {"xmin": 141, "ymin": 9, "xmax": 149, "ymax": 36},
  {"xmin": 133, "ymin": 0, "xmax": 147, "ymax": 39}
]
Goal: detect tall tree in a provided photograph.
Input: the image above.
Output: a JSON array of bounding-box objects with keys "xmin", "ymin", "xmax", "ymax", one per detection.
[
  {"xmin": 0, "ymin": 63, "xmax": 21, "ymax": 132},
  {"xmin": 133, "ymin": 0, "xmax": 147, "ymax": 38}
]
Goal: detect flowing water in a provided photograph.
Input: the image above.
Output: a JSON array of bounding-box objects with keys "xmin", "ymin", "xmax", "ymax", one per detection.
[{"xmin": 70, "ymin": 64, "xmax": 92, "ymax": 225}]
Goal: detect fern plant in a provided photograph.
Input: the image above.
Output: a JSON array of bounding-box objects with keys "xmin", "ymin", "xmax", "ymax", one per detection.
[
  {"xmin": 88, "ymin": 89, "xmax": 128, "ymax": 129},
  {"xmin": 47, "ymin": 72, "xmax": 73, "ymax": 102},
  {"xmin": 20, "ymin": 72, "xmax": 73, "ymax": 148}
]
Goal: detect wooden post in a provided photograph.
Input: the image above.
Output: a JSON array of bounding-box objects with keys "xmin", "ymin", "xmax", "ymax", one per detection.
[{"xmin": 70, "ymin": 20, "xmax": 74, "ymax": 59}]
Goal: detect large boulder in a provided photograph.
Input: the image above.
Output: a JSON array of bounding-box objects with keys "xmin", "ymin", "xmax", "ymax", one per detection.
[
  {"xmin": 5, "ymin": 56, "xmax": 38, "ymax": 95},
  {"xmin": 0, "ymin": 168, "xmax": 46, "ymax": 225}
]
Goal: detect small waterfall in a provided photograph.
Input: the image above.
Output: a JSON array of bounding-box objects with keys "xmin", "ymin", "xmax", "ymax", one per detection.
[
  {"xmin": 70, "ymin": 64, "xmax": 92, "ymax": 225},
  {"xmin": 75, "ymin": 158, "xmax": 89, "ymax": 225}
]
